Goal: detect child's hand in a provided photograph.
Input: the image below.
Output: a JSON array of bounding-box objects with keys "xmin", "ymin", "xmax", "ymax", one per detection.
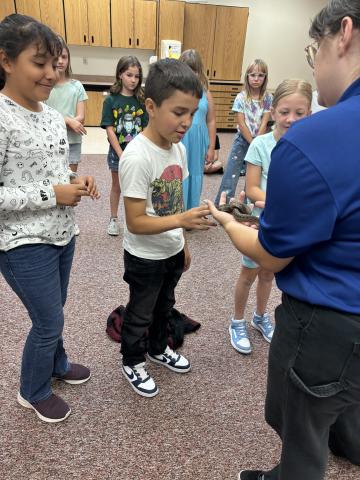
[
  {"xmin": 68, "ymin": 118, "xmax": 87, "ymax": 135},
  {"xmin": 53, "ymin": 184, "xmax": 89, "ymax": 206},
  {"xmin": 205, "ymin": 147, "xmax": 215, "ymax": 164},
  {"xmin": 179, "ymin": 205, "xmax": 217, "ymax": 230},
  {"xmin": 75, "ymin": 175, "xmax": 101, "ymax": 199},
  {"xmin": 205, "ymin": 192, "xmax": 235, "ymax": 228}
]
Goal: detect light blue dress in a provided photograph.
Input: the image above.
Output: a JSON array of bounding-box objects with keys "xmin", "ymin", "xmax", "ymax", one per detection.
[{"xmin": 182, "ymin": 92, "xmax": 209, "ymax": 210}]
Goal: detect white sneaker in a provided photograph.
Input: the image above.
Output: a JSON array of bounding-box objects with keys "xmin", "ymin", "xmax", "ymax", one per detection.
[
  {"xmin": 74, "ymin": 224, "xmax": 80, "ymax": 236},
  {"xmin": 107, "ymin": 217, "xmax": 120, "ymax": 236},
  {"xmin": 122, "ymin": 362, "xmax": 158, "ymax": 397},
  {"xmin": 147, "ymin": 346, "xmax": 191, "ymax": 373}
]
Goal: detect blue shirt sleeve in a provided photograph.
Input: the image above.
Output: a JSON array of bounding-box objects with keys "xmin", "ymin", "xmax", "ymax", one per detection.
[{"xmin": 258, "ymin": 139, "xmax": 338, "ymax": 258}]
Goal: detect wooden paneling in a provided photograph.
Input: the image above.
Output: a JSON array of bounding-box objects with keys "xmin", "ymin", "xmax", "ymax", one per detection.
[
  {"xmin": 40, "ymin": 0, "xmax": 65, "ymax": 37},
  {"xmin": 0, "ymin": 0, "xmax": 15, "ymax": 20},
  {"xmin": 16, "ymin": 0, "xmax": 41, "ymax": 20},
  {"xmin": 212, "ymin": 7, "xmax": 248, "ymax": 81},
  {"xmin": 64, "ymin": 0, "xmax": 88, "ymax": 45},
  {"xmin": 134, "ymin": 0, "xmax": 157, "ymax": 49},
  {"xmin": 87, "ymin": 0, "xmax": 110, "ymax": 46},
  {"xmin": 158, "ymin": 0, "xmax": 184, "ymax": 45},
  {"xmin": 210, "ymin": 83, "xmax": 243, "ymax": 130},
  {"xmin": 111, "ymin": 0, "xmax": 133, "ymax": 48},
  {"xmin": 183, "ymin": 3, "xmax": 216, "ymax": 78},
  {"xmin": 85, "ymin": 91, "xmax": 107, "ymax": 126}
]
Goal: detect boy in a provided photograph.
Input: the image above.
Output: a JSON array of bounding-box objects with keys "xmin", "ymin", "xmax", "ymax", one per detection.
[{"xmin": 118, "ymin": 59, "xmax": 216, "ymax": 397}]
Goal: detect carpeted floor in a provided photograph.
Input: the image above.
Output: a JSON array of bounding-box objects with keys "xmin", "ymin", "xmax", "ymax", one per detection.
[{"xmin": 0, "ymin": 133, "xmax": 357, "ymax": 480}]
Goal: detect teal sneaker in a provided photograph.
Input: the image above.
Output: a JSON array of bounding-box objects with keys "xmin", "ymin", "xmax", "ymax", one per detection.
[
  {"xmin": 251, "ymin": 312, "xmax": 274, "ymax": 343},
  {"xmin": 229, "ymin": 319, "xmax": 252, "ymax": 354}
]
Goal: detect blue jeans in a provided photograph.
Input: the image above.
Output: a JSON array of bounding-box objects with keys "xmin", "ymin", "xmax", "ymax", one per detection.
[
  {"xmin": 214, "ymin": 133, "xmax": 249, "ymax": 206},
  {"xmin": 0, "ymin": 239, "xmax": 75, "ymax": 403}
]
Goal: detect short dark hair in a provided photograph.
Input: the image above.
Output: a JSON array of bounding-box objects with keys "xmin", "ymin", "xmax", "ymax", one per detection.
[
  {"xmin": 0, "ymin": 14, "xmax": 62, "ymax": 89},
  {"xmin": 310, "ymin": 0, "xmax": 360, "ymax": 40},
  {"xmin": 145, "ymin": 58, "xmax": 202, "ymax": 106}
]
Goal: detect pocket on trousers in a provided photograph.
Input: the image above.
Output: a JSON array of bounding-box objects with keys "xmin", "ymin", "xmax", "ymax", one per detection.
[{"xmin": 289, "ymin": 342, "xmax": 360, "ymax": 398}]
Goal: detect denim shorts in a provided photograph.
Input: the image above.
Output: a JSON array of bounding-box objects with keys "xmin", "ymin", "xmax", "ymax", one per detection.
[
  {"xmin": 69, "ymin": 143, "xmax": 82, "ymax": 165},
  {"xmin": 107, "ymin": 147, "xmax": 120, "ymax": 172},
  {"xmin": 242, "ymin": 254, "xmax": 259, "ymax": 269}
]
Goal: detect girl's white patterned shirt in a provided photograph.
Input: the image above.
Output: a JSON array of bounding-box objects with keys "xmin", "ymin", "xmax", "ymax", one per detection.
[{"xmin": 0, "ymin": 94, "xmax": 75, "ymax": 251}]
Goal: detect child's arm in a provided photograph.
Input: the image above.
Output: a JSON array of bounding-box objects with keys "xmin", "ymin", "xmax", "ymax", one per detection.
[
  {"xmin": 123, "ymin": 197, "xmax": 215, "ymax": 234},
  {"xmin": 237, "ymin": 112, "xmax": 253, "ymax": 143},
  {"xmin": 257, "ymin": 111, "xmax": 271, "ymax": 136},
  {"xmin": 106, "ymin": 126, "xmax": 123, "ymax": 158},
  {"xmin": 64, "ymin": 101, "xmax": 87, "ymax": 135},
  {"xmin": 205, "ymin": 91, "xmax": 216, "ymax": 164},
  {"xmin": 245, "ymin": 164, "xmax": 266, "ymax": 203}
]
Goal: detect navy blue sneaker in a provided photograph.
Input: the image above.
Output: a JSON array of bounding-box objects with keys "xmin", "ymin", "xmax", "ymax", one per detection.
[
  {"xmin": 147, "ymin": 346, "xmax": 191, "ymax": 373},
  {"xmin": 122, "ymin": 362, "xmax": 158, "ymax": 397}
]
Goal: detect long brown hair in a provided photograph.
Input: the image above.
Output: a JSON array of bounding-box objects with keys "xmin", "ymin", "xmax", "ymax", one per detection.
[
  {"xmin": 110, "ymin": 55, "xmax": 143, "ymax": 102},
  {"xmin": 243, "ymin": 59, "xmax": 269, "ymax": 104},
  {"xmin": 179, "ymin": 49, "xmax": 208, "ymax": 90},
  {"xmin": 58, "ymin": 35, "xmax": 72, "ymax": 78}
]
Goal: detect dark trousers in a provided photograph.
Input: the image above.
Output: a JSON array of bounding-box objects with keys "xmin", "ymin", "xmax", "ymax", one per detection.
[
  {"xmin": 263, "ymin": 294, "xmax": 360, "ymax": 480},
  {"xmin": 121, "ymin": 249, "xmax": 184, "ymax": 366}
]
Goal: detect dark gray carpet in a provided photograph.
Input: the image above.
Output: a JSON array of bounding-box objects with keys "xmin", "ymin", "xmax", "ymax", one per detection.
[{"xmin": 0, "ymin": 133, "xmax": 357, "ymax": 479}]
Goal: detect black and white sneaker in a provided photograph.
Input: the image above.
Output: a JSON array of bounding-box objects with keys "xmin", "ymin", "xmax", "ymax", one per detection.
[
  {"xmin": 147, "ymin": 346, "xmax": 191, "ymax": 373},
  {"xmin": 122, "ymin": 362, "xmax": 158, "ymax": 397},
  {"xmin": 238, "ymin": 470, "xmax": 265, "ymax": 480}
]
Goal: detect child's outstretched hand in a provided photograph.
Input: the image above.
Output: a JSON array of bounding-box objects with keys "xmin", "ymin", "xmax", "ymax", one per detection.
[
  {"xmin": 179, "ymin": 205, "xmax": 217, "ymax": 230},
  {"xmin": 73, "ymin": 176, "xmax": 101, "ymax": 199},
  {"xmin": 53, "ymin": 184, "xmax": 90, "ymax": 206}
]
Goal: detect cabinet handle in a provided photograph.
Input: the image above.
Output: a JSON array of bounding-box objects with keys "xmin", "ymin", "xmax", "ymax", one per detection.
[
  {"xmin": 206, "ymin": 69, "xmax": 209, "ymax": 76},
  {"xmin": 129, "ymin": 38, "xmax": 132, "ymax": 46},
  {"xmin": 84, "ymin": 34, "xmax": 87, "ymax": 43},
  {"xmin": 136, "ymin": 38, "xmax": 139, "ymax": 46},
  {"xmin": 91, "ymin": 35, "xmax": 94, "ymax": 44},
  {"xmin": 213, "ymin": 70, "xmax": 216, "ymax": 77}
]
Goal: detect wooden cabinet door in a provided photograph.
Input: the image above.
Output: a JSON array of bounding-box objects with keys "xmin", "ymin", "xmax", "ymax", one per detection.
[
  {"xmin": 0, "ymin": 0, "xmax": 15, "ymax": 21},
  {"xmin": 183, "ymin": 3, "xmax": 216, "ymax": 78},
  {"xmin": 87, "ymin": 0, "xmax": 110, "ymax": 47},
  {"xmin": 211, "ymin": 6, "xmax": 249, "ymax": 81},
  {"xmin": 39, "ymin": 0, "xmax": 65, "ymax": 37},
  {"xmin": 85, "ymin": 91, "xmax": 107, "ymax": 126},
  {"xmin": 111, "ymin": 0, "xmax": 133, "ymax": 48},
  {"xmin": 158, "ymin": 0, "xmax": 184, "ymax": 46},
  {"xmin": 64, "ymin": 0, "xmax": 89, "ymax": 46},
  {"xmin": 16, "ymin": 0, "xmax": 41, "ymax": 21},
  {"xmin": 134, "ymin": 0, "xmax": 157, "ymax": 50}
]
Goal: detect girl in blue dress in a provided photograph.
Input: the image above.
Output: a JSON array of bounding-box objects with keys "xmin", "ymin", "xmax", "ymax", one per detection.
[{"xmin": 179, "ymin": 49, "xmax": 216, "ymax": 210}]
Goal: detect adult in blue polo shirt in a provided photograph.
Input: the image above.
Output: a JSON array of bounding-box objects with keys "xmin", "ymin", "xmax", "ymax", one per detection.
[{"xmin": 208, "ymin": 1, "xmax": 360, "ymax": 479}]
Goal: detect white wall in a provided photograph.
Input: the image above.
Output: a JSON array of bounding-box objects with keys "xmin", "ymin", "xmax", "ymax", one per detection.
[{"xmin": 70, "ymin": 0, "xmax": 328, "ymax": 88}]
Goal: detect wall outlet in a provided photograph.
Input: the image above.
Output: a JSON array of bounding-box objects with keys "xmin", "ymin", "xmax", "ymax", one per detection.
[{"xmin": 82, "ymin": 57, "xmax": 88, "ymax": 65}]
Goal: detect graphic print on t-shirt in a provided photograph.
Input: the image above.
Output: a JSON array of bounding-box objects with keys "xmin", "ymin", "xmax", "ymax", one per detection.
[
  {"xmin": 113, "ymin": 104, "xmax": 144, "ymax": 145},
  {"xmin": 151, "ymin": 164, "xmax": 183, "ymax": 216}
]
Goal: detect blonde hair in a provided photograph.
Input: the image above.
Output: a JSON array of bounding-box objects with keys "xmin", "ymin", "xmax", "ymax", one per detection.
[
  {"xmin": 244, "ymin": 59, "xmax": 268, "ymax": 103},
  {"xmin": 179, "ymin": 49, "xmax": 208, "ymax": 90},
  {"xmin": 272, "ymin": 79, "xmax": 312, "ymax": 108}
]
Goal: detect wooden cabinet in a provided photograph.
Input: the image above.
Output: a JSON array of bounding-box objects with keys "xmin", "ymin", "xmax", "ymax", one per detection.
[
  {"xmin": 16, "ymin": 0, "xmax": 65, "ymax": 37},
  {"xmin": 85, "ymin": 91, "xmax": 107, "ymax": 127},
  {"xmin": 210, "ymin": 83, "xmax": 243, "ymax": 130},
  {"xmin": 111, "ymin": 0, "xmax": 157, "ymax": 50},
  {"xmin": 64, "ymin": 0, "xmax": 110, "ymax": 47},
  {"xmin": 184, "ymin": 3, "xmax": 249, "ymax": 81},
  {"xmin": 158, "ymin": 0, "xmax": 184, "ymax": 52},
  {"xmin": 0, "ymin": 0, "xmax": 15, "ymax": 21}
]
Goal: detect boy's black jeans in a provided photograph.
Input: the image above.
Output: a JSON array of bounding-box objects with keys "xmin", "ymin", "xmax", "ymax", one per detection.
[
  {"xmin": 263, "ymin": 293, "xmax": 360, "ymax": 480},
  {"xmin": 121, "ymin": 249, "xmax": 184, "ymax": 366}
]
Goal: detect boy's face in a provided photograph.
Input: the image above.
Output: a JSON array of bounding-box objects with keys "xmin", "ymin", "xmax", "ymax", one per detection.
[{"xmin": 145, "ymin": 90, "xmax": 199, "ymax": 149}]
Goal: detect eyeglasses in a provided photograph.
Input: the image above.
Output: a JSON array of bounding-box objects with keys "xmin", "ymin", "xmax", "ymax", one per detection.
[
  {"xmin": 248, "ymin": 73, "xmax": 266, "ymax": 79},
  {"xmin": 305, "ymin": 42, "xmax": 318, "ymax": 69}
]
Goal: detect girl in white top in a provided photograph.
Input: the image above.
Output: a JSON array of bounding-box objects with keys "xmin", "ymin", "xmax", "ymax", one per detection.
[
  {"xmin": 228, "ymin": 79, "xmax": 312, "ymax": 355},
  {"xmin": 0, "ymin": 14, "xmax": 99, "ymax": 423}
]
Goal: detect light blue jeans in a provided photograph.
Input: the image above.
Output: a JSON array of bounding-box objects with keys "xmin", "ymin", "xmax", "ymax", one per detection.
[
  {"xmin": 214, "ymin": 133, "xmax": 249, "ymax": 206},
  {"xmin": 0, "ymin": 239, "xmax": 75, "ymax": 403}
]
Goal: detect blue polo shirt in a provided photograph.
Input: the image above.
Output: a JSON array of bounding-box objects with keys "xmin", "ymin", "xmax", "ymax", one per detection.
[{"xmin": 259, "ymin": 77, "xmax": 360, "ymax": 313}]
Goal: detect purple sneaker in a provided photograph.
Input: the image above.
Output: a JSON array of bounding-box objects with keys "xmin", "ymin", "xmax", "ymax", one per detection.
[{"xmin": 17, "ymin": 392, "xmax": 71, "ymax": 423}]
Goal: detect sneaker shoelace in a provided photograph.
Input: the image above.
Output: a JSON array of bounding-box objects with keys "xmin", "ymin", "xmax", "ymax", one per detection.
[
  {"xmin": 164, "ymin": 346, "xmax": 179, "ymax": 362},
  {"xmin": 257, "ymin": 314, "xmax": 273, "ymax": 334},
  {"xmin": 133, "ymin": 363, "xmax": 149, "ymax": 381},
  {"xmin": 232, "ymin": 321, "xmax": 249, "ymax": 339}
]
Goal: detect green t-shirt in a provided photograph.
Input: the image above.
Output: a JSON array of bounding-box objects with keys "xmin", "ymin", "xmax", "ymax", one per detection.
[
  {"xmin": 100, "ymin": 93, "xmax": 148, "ymax": 151},
  {"xmin": 45, "ymin": 79, "xmax": 88, "ymax": 144}
]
